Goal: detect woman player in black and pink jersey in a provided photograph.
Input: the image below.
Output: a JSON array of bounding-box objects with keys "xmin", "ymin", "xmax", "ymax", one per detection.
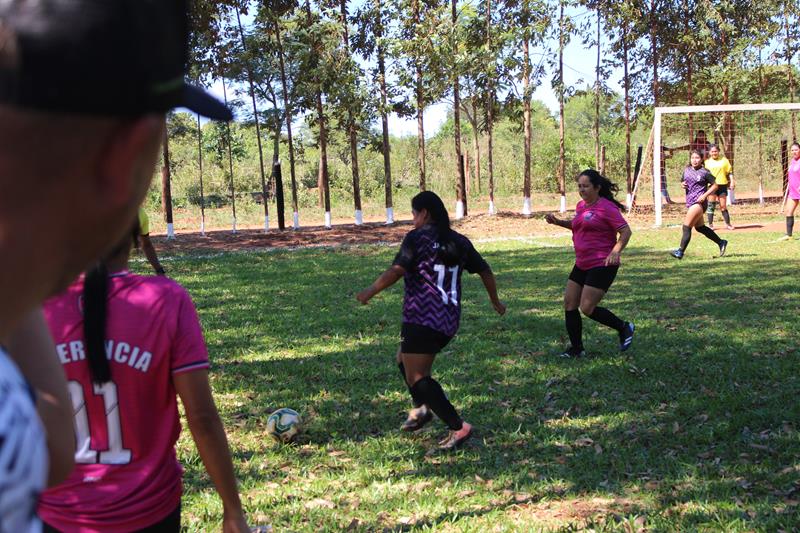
[
  {"xmin": 545, "ymin": 169, "xmax": 634, "ymax": 358},
  {"xmin": 670, "ymin": 150, "xmax": 728, "ymax": 259},
  {"xmin": 357, "ymin": 191, "xmax": 505, "ymax": 451}
]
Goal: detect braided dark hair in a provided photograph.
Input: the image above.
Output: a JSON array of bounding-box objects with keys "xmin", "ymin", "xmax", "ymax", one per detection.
[
  {"xmin": 82, "ymin": 221, "xmax": 140, "ymax": 384},
  {"xmin": 578, "ymin": 169, "xmax": 625, "ymax": 211},
  {"xmin": 411, "ymin": 191, "xmax": 461, "ymax": 266}
]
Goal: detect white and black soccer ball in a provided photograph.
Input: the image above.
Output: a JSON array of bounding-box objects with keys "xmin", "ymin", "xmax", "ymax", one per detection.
[{"xmin": 266, "ymin": 408, "xmax": 301, "ymax": 443}]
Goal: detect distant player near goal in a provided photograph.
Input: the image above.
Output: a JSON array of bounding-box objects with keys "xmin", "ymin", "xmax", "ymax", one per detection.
[
  {"xmin": 545, "ymin": 169, "xmax": 634, "ymax": 358},
  {"xmin": 704, "ymin": 144, "xmax": 735, "ymax": 229},
  {"xmin": 357, "ymin": 191, "xmax": 505, "ymax": 451},
  {"xmin": 39, "ymin": 225, "xmax": 256, "ymax": 532},
  {"xmin": 779, "ymin": 142, "xmax": 800, "ymax": 240},
  {"xmin": 671, "ymin": 150, "xmax": 728, "ymax": 259}
]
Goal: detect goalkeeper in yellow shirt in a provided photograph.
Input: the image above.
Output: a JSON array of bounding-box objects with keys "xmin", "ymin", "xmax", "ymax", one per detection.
[{"xmin": 704, "ymin": 144, "xmax": 735, "ymax": 229}]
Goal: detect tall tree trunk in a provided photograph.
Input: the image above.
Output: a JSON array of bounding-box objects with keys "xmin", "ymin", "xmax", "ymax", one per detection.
[
  {"xmin": 786, "ymin": 6, "xmax": 797, "ymax": 139},
  {"xmin": 687, "ymin": 55, "xmax": 694, "ymax": 139},
  {"xmin": 452, "ymin": 0, "xmax": 466, "ymax": 217},
  {"xmin": 594, "ymin": 3, "xmax": 601, "ymax": 167},
  {"xmin": 196, "ymin": 114, "xmax": 206, "ymax": 235},
  {"xmin": 236, "ymin": 8, "xmax": 269, "ymax": 230},
  {"xmin": 523, "ymin": 33, "xmax": 532, "ymax": 214},
  {"xmin": 161, "ymin": 129, "xmax": 175, "ymax": 239},
  {"xmin": 340, "ymin": 0, "xmax": 362, "ymax": 224},
  {"xmin": 650, "ymin": 0, "xmax": 659, "ymax": 107},
  {"xmin": 222, "ymin": 81, "xmax": 238, "ymax": 232},
  {"xmin": 486, "ymin": 0, "xmax": 495, "ymax": 213},
  {"xmin": 274, "ymin": 19, "xmax": 300, "ymax": 228},
  {"xmin": 470, "ymin": 94, "xmax": 481, "ymax": 194},
  {"xmin": 623, "ymin": 23, "xmax": 632, "ymax": 204},
  {"xmin": 558, "ymin": 0, "xmax": 566, "ymax": 212},
  {"xmin": 305, "ymin": 0, "xmax": 331, "ymax": 226},
  {"xmin": 414, "ymin": 0, "xmax": 426, "ymax": 191},
  {"xmin": 376, "ymin": 0, "xmax": 393, "ymax": 222}
]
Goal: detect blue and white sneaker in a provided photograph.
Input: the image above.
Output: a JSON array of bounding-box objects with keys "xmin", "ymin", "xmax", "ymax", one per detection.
[{"xmin": 619, "ymin": 322, "xmax": 635, "ymax": 352}]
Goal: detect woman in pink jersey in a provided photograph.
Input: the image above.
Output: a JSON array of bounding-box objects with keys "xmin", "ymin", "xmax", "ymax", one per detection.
[
  {"xmin": 39, "ymin": 227, "xmax": 255, "ymax": 532},
  {"xmin": 780, "ymin": 142, "xmax": 800, "ymax": 240},
  {"xmin": 545, "ymin": 169, "xmax": 634, "ymax": 358}
]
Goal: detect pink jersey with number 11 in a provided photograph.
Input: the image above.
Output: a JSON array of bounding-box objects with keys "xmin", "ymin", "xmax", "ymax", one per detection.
[{"xmin": 39, "ymin": 272, "xmax": 210, "ymax": 533}]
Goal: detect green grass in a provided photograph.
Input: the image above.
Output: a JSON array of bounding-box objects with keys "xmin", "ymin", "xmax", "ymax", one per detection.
[{"xmin": 140, "ymin": 226, "xmax": 800, "ymax": 531}]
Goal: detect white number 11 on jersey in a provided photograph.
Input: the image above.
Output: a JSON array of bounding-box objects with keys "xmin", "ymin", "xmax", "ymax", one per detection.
[
  {"xmin": 69, "ymin": 380, "xmax": 133, "ymax": 465},
  {"xmin": 433, "ymin": 264, "xmax": 459, "ymax": 305}
]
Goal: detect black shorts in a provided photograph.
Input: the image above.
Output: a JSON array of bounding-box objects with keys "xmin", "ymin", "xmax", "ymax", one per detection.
[
  {"xmin": 401, "ymin": 323, "xmax": 452, "ymax": 355},
  {"xmin": 714, "ymin": 184, "xmax": 728, "ymax": 197},
  {"xmin": 45, "ymin": 504, "xmax": 180, "ymax": 532},
  {"xmin": 568, "ymin": 264, "xmax": 619, "ymax": 292}
]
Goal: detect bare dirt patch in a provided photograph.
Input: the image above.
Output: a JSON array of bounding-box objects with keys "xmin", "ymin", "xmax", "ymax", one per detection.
[{"xmin": 151, "ymin": 200, "xmax": 787, "ymax": 254}]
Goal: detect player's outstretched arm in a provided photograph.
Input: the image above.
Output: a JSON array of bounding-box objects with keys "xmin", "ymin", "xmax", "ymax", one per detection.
[
  {"xmin": 544, "ymin": 213, "xmax": 572, "ymax": 230},
  {"xmin": 175, "ymin": 370, "xmax": 252, "ymax": 533},
  {"xmin": 478, "ymin": 269, "xmax": 506, "ymax": 315},
  {"xmin": 356, "ymin": 265, "xmax": 405, "ymax": 305},
  {"xmin": 4, "ymin": 308, "xmax": 75, "ymax": 487}
]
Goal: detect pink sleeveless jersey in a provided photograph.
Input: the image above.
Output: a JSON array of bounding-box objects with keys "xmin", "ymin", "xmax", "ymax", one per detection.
[
  {"xmin": 39, "ymin": 272, "xmax": 210, "ymax": 532},
  {"xmin": 571, "ymin": 197, "xmax": 629, "ymax": 270},
  {"xmin": 789, "ymin": 157, "xmax": 800, "ymax": 201}
]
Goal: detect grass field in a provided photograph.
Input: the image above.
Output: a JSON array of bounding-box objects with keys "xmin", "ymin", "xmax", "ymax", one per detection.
[{"xmin": 141, "ymin": 222, "xmax": 800, "ymax": 531}]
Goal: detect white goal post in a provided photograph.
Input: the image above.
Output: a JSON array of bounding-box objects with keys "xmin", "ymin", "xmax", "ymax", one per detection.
[{"xmin": 650, "ymin": 102, "xmax": 800, "ymax": 227}]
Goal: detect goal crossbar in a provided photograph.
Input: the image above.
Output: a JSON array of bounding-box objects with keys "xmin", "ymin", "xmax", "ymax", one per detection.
[{"xmin": 652, "ymin": 103, "xmax": 800, "ymax": 226}]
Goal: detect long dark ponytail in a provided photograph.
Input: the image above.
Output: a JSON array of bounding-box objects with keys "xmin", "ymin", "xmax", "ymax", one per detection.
[
  {"xmin": 411, "ymin": 191, "xmax": 460, "ymax": 266},
  {"xmin": 83, "ymin": 222, "xmax": 140, "ymax": 384},
  {"xmin": 83, "ymin": 262, "xmax": 110, "ymax": 384},
  {"xmin": 579, "ymin": 168, "xmax": 625, "ymax": 211}
]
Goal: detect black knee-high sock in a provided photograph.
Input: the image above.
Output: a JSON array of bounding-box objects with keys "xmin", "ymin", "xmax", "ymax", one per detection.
[
  {"xmin": 679, "ymin": 225, "xmax": 692, "ymax": 251},
  {"xmin": 588, "ymin": 307, "xmax": 625, "ymax": 332},
  {"xmin": 707, "ymin": 202, "xmax": 716, "ymax": 225},
  {"xmin": 565, "ymin": 309, "xmax": 583, "ymax": 350},
  {"xmin": 787, "ymin": 216, "xmax": 795, "ymax": 236},
  {"xmin": 399, "ymin": 362, "xmax": 423, "ymax": 408},
  {"xmin": 721, "ymin": 209, "xmax": 731, "ymax": 225},
  {"xmin": 696, "ymin": 225, "xmax": 722, "ymax": 244},
  {"xmin": 410, "ymin": 377, "xmax": 462, "ymax": 430}
]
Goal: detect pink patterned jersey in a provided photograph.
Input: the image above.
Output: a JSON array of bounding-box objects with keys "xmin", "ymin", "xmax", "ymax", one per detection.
[
  {"xmin": 39, "ymin": 272, "xmax": 210, "ymax": 532},
  {"xmin": 571, "ymin": 197, "xmax": 629, "ymax": 270},
  {"xmin": 789, "ymin": 157, "xmax": 800, "ymax": 201}
]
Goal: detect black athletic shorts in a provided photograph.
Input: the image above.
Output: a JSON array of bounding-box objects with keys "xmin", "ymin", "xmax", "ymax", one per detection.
[
  {"xmin": 714, "ymin": 184, "xmax": 728, "ymax": 197},
  {"xmin": 44, "ymin": 504, "xmax": 180, "ymax": 532},
  {"xmin": 401, "ymin": 323, "xmax": 452, "ymax": 355},
  {"xmin": 568, "ymin": 264, "xmax": 619, "ymax": 292}
]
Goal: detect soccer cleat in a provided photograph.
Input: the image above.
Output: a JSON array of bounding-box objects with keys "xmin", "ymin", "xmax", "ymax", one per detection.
[
  {"xmin": 778, "ymin": 234, "xmax": 792, "ymax": 241},
  {"xmin": 718, "ymin": 239, "xmax": 728, "ymax": 257},
  {"xmin": 438, "ymin": 422, "xmax": 473, "ymax": 450},
  {"xmin": 725, "ymin": 224, "xmax": 735, "ymax": 230},
  {"xmin": 671, "ymin": 249, "xmax": 684, "ymax": 260},
  {"xmin": 401, "ymin": 406, "xmax": 433, "ymax": 432},
  {"xmin": 619, "ymin": 322, "xmax": 635, "ymax": 352},
  {"xmin": 559, "ymin": 346, "xmax": 586, "ymax": 358}
]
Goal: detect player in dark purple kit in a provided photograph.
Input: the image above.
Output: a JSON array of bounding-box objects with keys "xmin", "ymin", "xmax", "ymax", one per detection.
[
  {"xmin": 671, "ymin": 150, "xmax": 727, "ymax": 259},
  {"xmin": 357, "ymin": 191, "xmax": 505, "ymax": 450}
]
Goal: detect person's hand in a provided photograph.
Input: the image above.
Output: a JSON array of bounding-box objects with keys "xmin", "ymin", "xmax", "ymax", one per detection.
[
  {"xmin": 222, "ymin": 512, "xmax": 256, "ymax": 533},
  {"xmin": 605, "ymin": 251, "xmax": 621, "ymax": 266},
  {"xmin": 681, "ymin": 181, "xmax": 688, "ymax": 190},
  {"xmin": 544, "ymin": 213, "xmax": 558, "ymax": 225},
  {"xmin": 492, "ymin": 300, "xmax": 507, "ymax": 316},
  {"xmin": 356, "ymin": 289, "xmax": 372, "ymax": 305}
]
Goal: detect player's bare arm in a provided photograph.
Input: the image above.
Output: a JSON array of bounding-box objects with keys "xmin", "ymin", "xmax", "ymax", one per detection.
[{"xmin": 357, "ymin": 265, "xmax": 406, "ymax": 304}]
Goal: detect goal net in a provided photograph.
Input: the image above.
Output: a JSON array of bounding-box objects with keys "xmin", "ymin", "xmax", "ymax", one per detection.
[{"xmin": 631, "ymin": 103, "xmax": 800, "ymax": 226}]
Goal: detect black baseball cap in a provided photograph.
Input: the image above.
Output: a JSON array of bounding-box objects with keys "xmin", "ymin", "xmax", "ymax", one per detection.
[{"xmin": 0, "ymin": 0, "xmax": 231, "ymax": 120}]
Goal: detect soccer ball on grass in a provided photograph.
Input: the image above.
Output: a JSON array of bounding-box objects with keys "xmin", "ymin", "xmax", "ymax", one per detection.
[{"xmin": 266, "ymin": 408, "xmax": 301, "ymax": 443}]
